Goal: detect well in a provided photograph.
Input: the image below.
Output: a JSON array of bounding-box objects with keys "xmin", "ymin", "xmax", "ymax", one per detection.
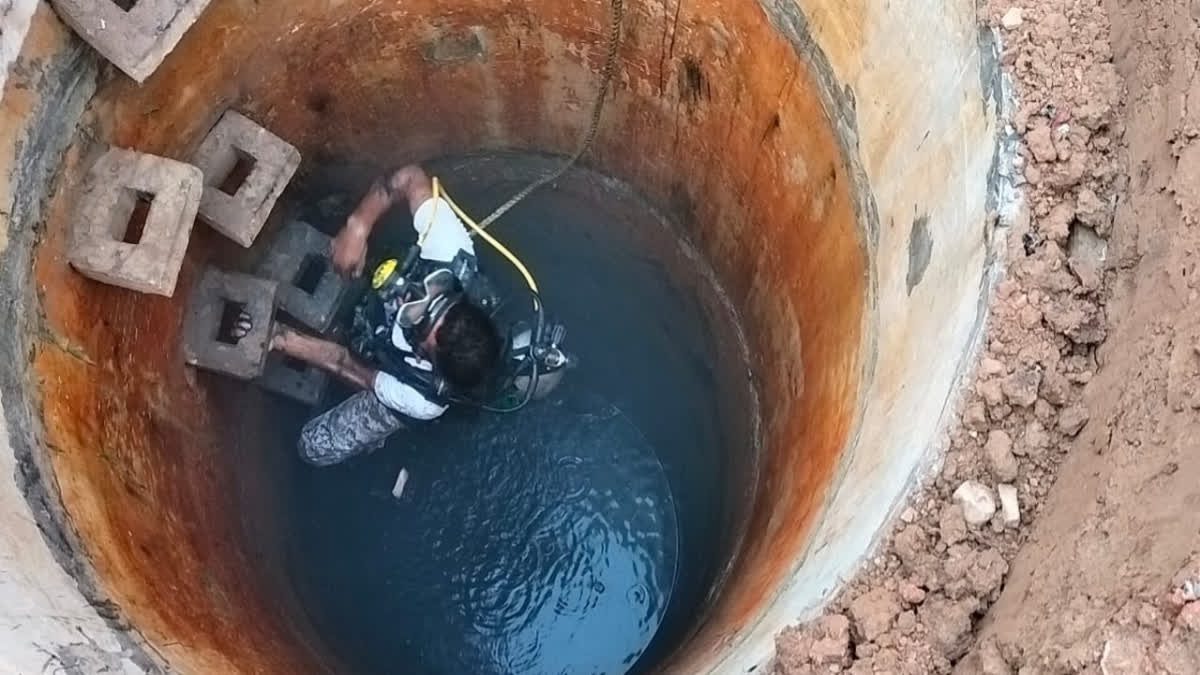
[{"xmin": 0, "ymin": 1, "xmax": 1000, "ymax": 672}]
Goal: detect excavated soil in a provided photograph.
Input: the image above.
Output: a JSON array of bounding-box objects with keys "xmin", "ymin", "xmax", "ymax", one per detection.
[{"xmin": 772, "ymin": 1, "xmax": 1200, "ymax": 673}]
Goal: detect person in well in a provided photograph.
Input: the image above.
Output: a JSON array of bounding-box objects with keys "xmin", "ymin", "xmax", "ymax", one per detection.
[{"xmin": 267, "ymin": 164, "xmax": 503, "ymax": 466}]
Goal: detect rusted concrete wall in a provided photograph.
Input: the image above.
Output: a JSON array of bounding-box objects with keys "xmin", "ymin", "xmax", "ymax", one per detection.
[
  {"xmin": 0, "ymin": 0, "xmax": 998, "ymax": 673},
  {"xmin": 706, "ymin": 1, "xmax": 1001, "ymax": 671},
  {"xmin": 0, "ymin": 6, "xmax": 151, "ymax": 673}
]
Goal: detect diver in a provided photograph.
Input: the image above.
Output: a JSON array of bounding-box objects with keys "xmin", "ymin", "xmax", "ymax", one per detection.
[{"xmin": 265, "ymin": 164, "xmax": 505, "ymax": 467}]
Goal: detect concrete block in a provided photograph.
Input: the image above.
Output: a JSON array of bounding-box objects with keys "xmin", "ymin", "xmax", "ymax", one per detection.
[
  {"xmin": 255, "ymin": 219, "xmax": 349, "ymax": 333},
  {"xmin": 68, "ymin": 147, "xmax": 202, "ymax": 297},
  {"xmin": 192, "ymin": 111, "xmax": 301, "ymax": 247},
  {"xmin": 258, "ymin": 352, "xmax": 329, "ymax": 406},
  {"xmin": 182, "ymin": 267, "xmax": 278, "ymax": 380},
  {"xmin": 50, "ymin": 0, "xmax": 213, "ymax": 83}
]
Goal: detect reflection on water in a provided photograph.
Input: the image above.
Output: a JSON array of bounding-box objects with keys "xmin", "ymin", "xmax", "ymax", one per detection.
[{"xmin": 292, "ymin": 399, "xmax": 678, "ymax": 674}]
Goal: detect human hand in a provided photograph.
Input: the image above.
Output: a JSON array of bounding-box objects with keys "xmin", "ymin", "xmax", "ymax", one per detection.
[{"xmin": 269, "ymin": 326, "xmax": 291, "ymax": 353}]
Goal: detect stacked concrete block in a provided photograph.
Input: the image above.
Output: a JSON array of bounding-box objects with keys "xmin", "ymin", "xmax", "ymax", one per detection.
[
  {"xmin": 50, "ymin": 0, "xmax": 214, "ymax": 83},
  {"xmin": 255, "ymin": 220, "xmax": 349, "ymax": 333},
  {"xmin": 68, "ymin": 147, "xmax": 202, "ymax": 297},
  {"xmin": 258, "ymin": 352, "xmax": 329, "ymax": 406},
  {"xmin": 192, "ymin": 111, "xmax": 301, "ymax": 248},
  {"xmin": 182, "ymin": 267, "xmax": 278, "ymax": 380}
]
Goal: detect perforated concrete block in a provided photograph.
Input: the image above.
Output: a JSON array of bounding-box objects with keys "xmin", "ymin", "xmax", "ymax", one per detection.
[
  {"xmin": 192, "ymin": 111, "xmax": 301, "ymax": 247},
  {"xmin": 50, "ymin": 0, "xmax": 213, "ymax": 83},
  {"xmin": 259, "ymin": 352, "xmax": 329, "ymax": 406},
  {"xmin": 68, "ymin": 147, "xmax": 202, "ymax": 297},
  {"xmin": 255, "ymin": 219, "xmax": 349, "ymax": 333},
  {"xmin": 182, "ymin": 267, "xmax": 278, "ymax": 380}
]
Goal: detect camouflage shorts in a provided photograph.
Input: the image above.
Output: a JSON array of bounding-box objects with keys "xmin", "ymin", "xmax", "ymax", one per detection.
[{"xmin": 298, "ymin": 391, "xmax": 406, "ymax": 466}]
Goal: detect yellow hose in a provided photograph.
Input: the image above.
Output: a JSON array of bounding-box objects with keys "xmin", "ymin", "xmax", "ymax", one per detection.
[{"xmin": 432, "ymin": 177, "xmax": 540, "ymax": 294}]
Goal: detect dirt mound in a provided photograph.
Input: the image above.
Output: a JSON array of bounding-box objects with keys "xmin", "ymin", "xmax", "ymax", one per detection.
[{"xmin": 772, "ymin": 0, "xmax": 1200, "ymax": 672}]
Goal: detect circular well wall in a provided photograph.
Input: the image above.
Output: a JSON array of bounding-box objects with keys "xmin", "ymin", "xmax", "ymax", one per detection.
[{"xmin": 6, "ymin": 0, "xmax": 1001, "ymax": 672}]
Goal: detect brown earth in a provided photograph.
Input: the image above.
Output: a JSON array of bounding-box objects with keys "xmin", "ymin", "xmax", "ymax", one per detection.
[{"xmin": 772, "ymin": 1, "xmax": 1200, "ymax": 673}]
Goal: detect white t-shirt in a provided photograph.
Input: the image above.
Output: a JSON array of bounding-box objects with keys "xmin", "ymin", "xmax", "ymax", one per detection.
[
  {"xmin": 372, "ymin": 197, "xmax": 475, "ymax": 419},
  {"xmin": 411, "ymin": 197, "xmax": 475, "ymax": 262}
]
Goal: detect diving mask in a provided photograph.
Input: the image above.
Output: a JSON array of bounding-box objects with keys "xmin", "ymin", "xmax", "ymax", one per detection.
[{"xmin": 396, "ymin": 268, "xmax": 462, "ymax": 332}]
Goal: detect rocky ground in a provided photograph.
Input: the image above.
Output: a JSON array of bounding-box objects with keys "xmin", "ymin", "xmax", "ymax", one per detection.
[{"xmin": 771, "ymin": 1, "xmax": 1200, "ymax": 673}]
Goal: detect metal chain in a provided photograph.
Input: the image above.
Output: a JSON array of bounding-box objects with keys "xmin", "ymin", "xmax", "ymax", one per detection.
[{"xmin": 475, "ymin": 0, "xmax": 624, "ymax": 232}]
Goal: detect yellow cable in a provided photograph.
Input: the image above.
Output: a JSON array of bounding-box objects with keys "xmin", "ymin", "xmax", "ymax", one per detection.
[{"xmin": 433, "ymin": 178, "xmax": 540, "ymax": 294}]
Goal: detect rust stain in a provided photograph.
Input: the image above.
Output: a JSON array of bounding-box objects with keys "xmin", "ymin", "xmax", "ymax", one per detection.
[{"xmin": 24, "ymin": 0, "xmax": 868, "ymax": 672}]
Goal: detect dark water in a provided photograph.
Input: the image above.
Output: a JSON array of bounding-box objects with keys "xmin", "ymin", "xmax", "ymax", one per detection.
[
  {"xmin": 281, "ymin": 155, "xmax": 750, "ymax": 675},
  {"xmin": 292, "ymin": 401, "xmax": 677, "ymax": 674}
]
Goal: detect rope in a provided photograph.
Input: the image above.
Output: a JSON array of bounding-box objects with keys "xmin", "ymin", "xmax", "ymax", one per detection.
[{"xmin": 473, "ymin": 0, "xmax": 624, "ymax": 232}]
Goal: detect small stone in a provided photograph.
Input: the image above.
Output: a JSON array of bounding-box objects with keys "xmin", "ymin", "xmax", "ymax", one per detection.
[
  {"xmin": 900, "ymin": 582, "xmax": 927, "ymax": 605},
  {"xmin": 811, "ymin": 614, "xmax": 852, "ymax": 666},
  {"xmin": 1069, "ymin": 225, "xmax": 1108, "ymax": 291},
  {"xmin": 919, "ymin": 595, "xmax": 976, "ymax": 660},
  {"xmin": 1002, "ymin": 368, "xmax": 1042, "ymax": 407},
  {"xmin": 979, "ymin": 380, "xmax": 1005, "ymax": 407},
  {"xmin": 998, "ymin": 484, "xmax": 1020, "ymax": 527},
  {"xmin": 1019, "ymin": 420, "xmax": 1048, "ymax": 455},
  {"xmin": 1018, "ymin": 304, "xmax": 1044, "ymax": 330},
  {"xmin": 1178, "ymin": 602, "xmax": 1200, "ymax": 632},
  {"xmin": 1001, "ymin": 7, "xmax": 1024, "ymax": 29},
  {"xmin": 894, "ymin": 525, "xmax": 930, "ymax": 571},
  {"xmin": 964, "ymin": 402, "xmax": 990, "ymax": 431},
  {"xmin": 1040, "ymin": 370, "xmax": 1072, "ymax": 407},
  {"xmin": 985, "ymin": 430, "xmax": 1019, "ymax": 482},
  {"xmin": 942, "ymin": 453, "xmax": 961, "ymax": 482},
  {"xmin": 1034, "ymin": 399, "xmax": 1055, "ymax": 421},
  {"xmin": 1059, "ymin": 404, "xmax": 1091, "ymax": 436},
  {"xmin": 939, "ymin": 504, "xmax": 969, "ymax": 546},
  {"xmin": 967, "ymin": 549, "xmax": 1010, "ymax": 597},
  {"xmin": 1043, "ymin": 201, "xmax": 1075, "ymax": 243},
  {"xmin": 944, "ymin": 544, "xmax": 973, "ymax": 585},
  {"xmin": 980, "ymin": 358, "xmax": 1007, "ymax": 377},
  {"xmin": 849, "ymin": 588, "xmax": 903, "ymax": 642},
  {"xmin": 1044, "ymin": 296, "xmax": 1107, "ymax": 344},
  {"xmin": 1026, "ymin": 121, "xmax": 1058, "ymax": 163},
  {"xmin": 954, "ymin": 481, "xmax": 997, "ymax": 526},
  {"xmin": 901, "ymin": 507, "xmax": 918, "ymax": 523},
  {"xmin": 1076, "ymin": 187, "xmax": 1110, "ymax": 232}
]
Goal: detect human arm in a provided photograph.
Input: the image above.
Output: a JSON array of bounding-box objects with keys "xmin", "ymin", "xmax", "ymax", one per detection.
[
  {"xmin": 330, "ymin": 165, "xmax": 436, "ymax": 277},
  {"xmin": 271, "ymin": 326, "xmax": 378, "ymax": 391},
  {"xmin": 270, "ymin": 326, "xmax": 448, "ymax": 421}
]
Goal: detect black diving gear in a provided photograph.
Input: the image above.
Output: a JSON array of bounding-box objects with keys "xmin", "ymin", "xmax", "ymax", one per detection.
[{"xmin": 350, "ymin": 246, "xmax": 571, "ymax": 412}]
